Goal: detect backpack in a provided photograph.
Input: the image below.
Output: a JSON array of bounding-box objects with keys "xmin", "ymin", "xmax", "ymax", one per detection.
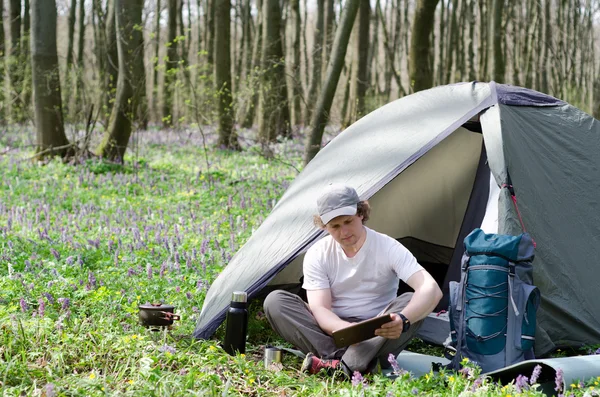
[{"xmin": 447, "ymin": 228, "xmax": 540, "ymax": 373}]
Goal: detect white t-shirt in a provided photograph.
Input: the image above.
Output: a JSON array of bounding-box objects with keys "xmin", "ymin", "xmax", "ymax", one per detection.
[{"xmin": 302, "ymin": 226, "xmax": 423, "ymax": 321}]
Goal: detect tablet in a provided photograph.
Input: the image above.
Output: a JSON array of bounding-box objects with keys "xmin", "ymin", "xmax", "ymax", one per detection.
[{"xmin": 332, "ymin": 314, "xmax": 393, "ymax": 348}]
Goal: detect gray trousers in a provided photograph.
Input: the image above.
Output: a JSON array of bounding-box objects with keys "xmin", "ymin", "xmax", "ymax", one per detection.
[{"xmin": 263, "ymin": 290, "xmax": 422, "ymax": 372}]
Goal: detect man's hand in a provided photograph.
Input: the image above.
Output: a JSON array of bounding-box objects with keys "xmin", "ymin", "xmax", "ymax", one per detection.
[{"xmin": 374, "ymin": 313, "xmax": 403, "ymax": 339}]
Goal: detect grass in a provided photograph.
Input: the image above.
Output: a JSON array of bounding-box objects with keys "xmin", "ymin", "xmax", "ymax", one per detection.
[{"xmin": 0, "ymin": 126, "xmax": 598, "ymax": 396}]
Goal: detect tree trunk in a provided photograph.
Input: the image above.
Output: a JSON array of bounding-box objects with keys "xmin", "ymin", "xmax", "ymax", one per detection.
[
  {"xmin": 105, "ymin": 0, "xmax": 119, "ymax": 119},
  {"xmin": 456, "ymin": 0, "xmax": 467, "ymax": 80},
  {"xmin": 92, "ymin": 0, "xmax": 107, "ymax": 109},
  {"xmin": 162, "ymin": 0, "xmax": 178, "ymax": 126},
  {"xmin": 436, "ymin": 0, "xmax": 445, "ymax": 85},
  {"xmin": 153, "ymin": 0, "xmax": 162, "ymax": 121},
  {"xmin": 341, "ymin": 61, "xmax": 353, "ymax": 126},
  {"xmin": 409, "ymin": 0, "xmax": 440, "ymax": 93},
  {"xmin": 593, "ymin": 75, "xmax": 600, "ymax": 120},
  {"xmin": 197, "ymin": 0, "xmax": 202, "ymax": 59},
  {"xmin": 215, "ymin": 0, "xmax": 238, "ymax": 148},
  {"xmin": 258, "ymin": 0, "xmax": 290, "ymax": 142},
  {"xmin": 73, "ymin": 0, "xmax": 86, "ymax": 117},
  {"xmin": 289, "ymin": 0, "xmax": 303, "ymax": 126},
  {"xmin": 302, "ymin": 0, "xmax": 309, "ymax": 91},
  {"xmin": 304, "ymin": 0, "xmax": 324, "ymax": 122},
  {"xmin": 31, "ymin": 0, "xmax": 70, "ymax": 158},
  {"xmin": 366, "ymin": 0, "xmax": 379, "ymax": 94},
  {"xmin": 511, "ymin": 0, "xmax": 520, "ymax": 85},
  {"xmin": 97, "ymin": 0, "xmax": 144, "ymax": 160},
  {"xmin": 321, "ymin": 0, "xmax": 335, "ymax": 79},
  {"xmin": 354, "ymin": 0, "xmax": 370, "ymax": 118},
  {"xmin": 467, "ymin": 0, "xmax": 476, "ymax": 81},
  {"xmin": 178, "ymin": 0, "xmax": 190, "ymax": 125},
  {"xmin": 240, "ymin": 0, "xmax": 263, "ymax": 128},
  {"xmin": 8, "ymin": 0, "xmax": 23, "ymax": 121},
  {"xmin": 20, "ymin": 0, "xmax": 31, "ymax": 116},
  {"xmin": 241, "ymin": 0, "xmax": 253, "ymax": 84},
  {"xmin": 478, "ymin": 0, "xmax": 487, "ymax": 81},
  {"xmin": 0, "ymin": 5, "xmax": 5, "ymax": 123},
  {"xmin": 376, "ymin": 1, "xmax": 405, "ymax": 97},
  {"xmin": 304, "ymin": 0, "xmax": 359, "ymax": 165},
  {"xmin": 488, "ymin": 0, "xmax": 505, "ymax": 83},
  {"xmin": 206, "ymin": 0, "xmax": 215, "ymax": 66},
  {"xmin": 67, "ymin": 0, "xmax": 77, "ymax": 68},
  {"xmin": 444, "ymin": 0, "xmax": 458, "ymax": 84},
  {"xmin": 77, "ymin": 0, "xmax": 85, "ymax": 68},
  {"xmin": 22, "ymin": 0, "xmax": 30, "ymax": 47}
]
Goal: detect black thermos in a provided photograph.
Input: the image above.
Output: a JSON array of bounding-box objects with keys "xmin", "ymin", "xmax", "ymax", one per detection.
[{"xmin": 223, "ymin": 291, "xmax": 248, "ymax": 355}]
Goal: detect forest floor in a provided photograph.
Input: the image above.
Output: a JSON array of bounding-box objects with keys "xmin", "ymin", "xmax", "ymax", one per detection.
[{"xmin": 0, "ymin": 125, "xmax": 597, "ymax": 396}]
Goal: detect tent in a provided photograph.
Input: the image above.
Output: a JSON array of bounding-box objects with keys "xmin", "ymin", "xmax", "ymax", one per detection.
[{"xmin": 193, "ymin": 82, "xmax": 600, "ymax": 357}]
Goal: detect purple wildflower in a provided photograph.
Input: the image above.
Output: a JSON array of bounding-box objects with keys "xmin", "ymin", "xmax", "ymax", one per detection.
[
  {"xmin": 160, "ymin": 262, "xmax": 167, "ymax": 277},
  {"xmin": 38, "ymin": 298, "xmax": 46, "ymax": 317},
  {"xmin": 515, "ymin": 374, "xmax": 529, "ymax": 393},
  {"xmin": 45, "ymin": 383, "xmax": 56, "ymax": 397},
  {"xmin": 388, "ymin": 353, "xmax": 401, "ymax": 373},
  {"xmin": 58, "ymin": 297, "xmax": 70, "ymax": 310},
  {"xmin": 196, "ymin": 279, "xmax": 204, "ymax": 291},
  {"xmin": 460, "ymin": 366, "xmax": 474, "ymax": 379},
  {"xmin": 555, "ymin": 368, "xmax": 564, "ymax": 393},
  {"xmin": 43, "ymin": 292, "xmax": 55, "ymax": 304},
  {"xmin": 351, "ymin": 371, "xmax": 364, "ymax": 387},
  {"xmin": 50, "ymin": 248, "xmax": 60, "ymax": 261},
  {"xmin": 20, "ymin": 298, "xmax": 29, "ymax": 312},
  {"xmin": 411, "ymin": 388, "xmax": 419, "ymax": 395},
  {"xmin": 66, "ymin": 256, "xmax": 74, "ymax": 266},
  {"xmin": 186, "ymin": 292, "xmax": 193, "ymax": 300},
  {"xmin": 175, "ymin": 286, "xmax": 180, "ymax": 293},
  {"xmin": 158, "ymin": 344, "xmax": 176, "ymax": 354},
  {"xmin": 471, "ymin": 376, "xmax": 484, "ymax": 392},
  {"xmin": 147, "ymin": 264, "xmax": 153, "ymax": 279},
  {"xmin": 127, "ymin": 267, "xmax": 135, "ymax": 277},
  {"xmin": 88, "ymin": 272, "xmax": 97, "ymax": 289}
]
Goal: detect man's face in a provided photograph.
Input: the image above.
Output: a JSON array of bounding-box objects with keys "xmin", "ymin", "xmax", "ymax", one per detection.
[{"xmin": 324, "ymin": 214, "xmax": 365, "ymax": 249}]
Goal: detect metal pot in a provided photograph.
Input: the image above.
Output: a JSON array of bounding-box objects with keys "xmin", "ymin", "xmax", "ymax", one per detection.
[{"xmin": 138, "ymin": 303, "xmax": 180, "ymax": 327}]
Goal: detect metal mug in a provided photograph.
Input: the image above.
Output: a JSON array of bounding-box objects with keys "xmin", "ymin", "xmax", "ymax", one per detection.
[{"xmin": 264, "ymin": 347, "xmax": 282, "ymax": 368}]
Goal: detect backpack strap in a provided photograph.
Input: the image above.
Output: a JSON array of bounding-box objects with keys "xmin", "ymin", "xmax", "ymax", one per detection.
[{"xmin": 501, "ymin": 177, "xmax": 537, "ymax": 248}]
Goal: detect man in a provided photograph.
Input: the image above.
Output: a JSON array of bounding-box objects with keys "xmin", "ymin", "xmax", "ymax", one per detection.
[{"xmin": 263, "ymin": 184, "xmax": 442, "ymax": 375}]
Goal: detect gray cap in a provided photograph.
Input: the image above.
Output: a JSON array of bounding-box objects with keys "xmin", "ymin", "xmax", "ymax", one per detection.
[{"xmin": 317, "ymin": 184, "xmax": 360, "ymax": 225}]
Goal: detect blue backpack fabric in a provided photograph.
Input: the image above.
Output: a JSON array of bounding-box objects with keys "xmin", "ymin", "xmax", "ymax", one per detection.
[{"xmin": 447, "ymin": 228, "xmax": 540, "ymax": 373}]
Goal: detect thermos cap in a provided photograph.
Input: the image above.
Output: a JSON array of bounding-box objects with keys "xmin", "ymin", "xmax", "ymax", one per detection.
[{"xmin": 231, "ymin": 291, "xmax": 247, "ymax": 303}]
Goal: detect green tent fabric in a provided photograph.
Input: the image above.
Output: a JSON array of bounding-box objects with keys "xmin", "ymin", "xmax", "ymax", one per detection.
[{"xmin": 193, "ymin": 82, "xmax": 600, "ymax": 359}]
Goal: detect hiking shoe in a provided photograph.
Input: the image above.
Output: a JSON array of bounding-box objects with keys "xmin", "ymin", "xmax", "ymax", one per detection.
[{"xmin": 301, "ymin": 352, "xmax": 342, "ymax": 375}]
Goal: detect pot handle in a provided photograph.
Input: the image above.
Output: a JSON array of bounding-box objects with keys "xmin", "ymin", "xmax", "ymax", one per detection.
[{"xmin": 160, "ymin": 311, "xmax": 181, "ymax": 321}]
